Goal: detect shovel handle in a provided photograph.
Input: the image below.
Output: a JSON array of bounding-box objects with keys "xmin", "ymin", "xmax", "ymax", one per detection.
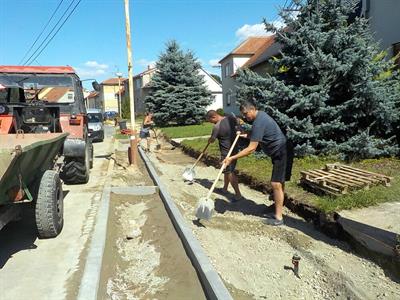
[
  {"xmin": 191, "ymin": 141, "xmax": 211, "ymax": 169},
  {"xmin": 206, "ymin": 132, "xmax": 241, "ymax": 199}
]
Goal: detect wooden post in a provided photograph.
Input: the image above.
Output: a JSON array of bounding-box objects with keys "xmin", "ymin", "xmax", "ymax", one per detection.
[{"xmin": 124, "ymin": 0, "xmax": 137, "ymax": 165}]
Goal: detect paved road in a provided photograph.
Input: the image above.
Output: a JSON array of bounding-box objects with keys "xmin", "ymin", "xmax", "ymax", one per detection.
[{"xmin": 0, "ymin": 126, "xmax": 115, "ymax": 300}]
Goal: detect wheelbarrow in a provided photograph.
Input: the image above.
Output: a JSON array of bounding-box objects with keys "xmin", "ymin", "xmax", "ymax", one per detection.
[{"xmin": 0, "ymin": 132, "xmax": 68, "ymax": 238}]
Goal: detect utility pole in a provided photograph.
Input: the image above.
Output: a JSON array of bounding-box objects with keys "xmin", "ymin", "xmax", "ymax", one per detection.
[
  {"xmin": 116, "ymin": 72, "xmax": 122, "ymax": 117},
  {"xmin": 124, "ymin": 0, "xmax": 138, "ymax": 165}
]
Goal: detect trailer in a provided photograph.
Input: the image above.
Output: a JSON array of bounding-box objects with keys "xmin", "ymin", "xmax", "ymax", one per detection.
[{"xmin": 0, "ymin": 132, "xmax": 68, "ymax": 238}]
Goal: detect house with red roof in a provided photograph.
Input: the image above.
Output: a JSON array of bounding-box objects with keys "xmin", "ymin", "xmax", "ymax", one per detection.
[{"xmin": 218, "ymin": 36, "xmax": 280, "ymax": 114}]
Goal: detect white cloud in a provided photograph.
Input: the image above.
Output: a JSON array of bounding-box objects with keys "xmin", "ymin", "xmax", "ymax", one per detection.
[
  {"xmin": 208, "ymin": 59, "xmax": 220, "ymax": 67},
  {"xmin": 235, "ymin": 20, "xmax": 285, "ymax": 41},
  {"xmin": 74, "ymin": 60, "xmax": 110, "ymax": 79},
  {"xmin": 84, "ymin": 60, "xmax": 108, "ymax": 69},
  {"xmin": 74, "ymin": 67, "xmax": 107, "ymax": 78},
  {"xmin": 136, "ymin": 58, "xmax": 156, "ymax": 69}
]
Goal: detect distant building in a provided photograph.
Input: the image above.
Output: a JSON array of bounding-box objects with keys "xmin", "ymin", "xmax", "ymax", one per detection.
[
  {"xmin": 86, "ymin": 91, "xmax": 101, "ymax": 110},
  {"xmin": 359, "ymin": 0, "xmax": 400, "ymax": 65},
  {"xmin": 218, "ymin": 36, "xmax": 279, "ymax": 114},
  {"xmin": 38, "ymin": 87, "xmax": 74, "ymax": 103},
  {"xmin": 100, "ymin": 77, "xmax": 126, "ymax": 113},
  {"xmin": 123, "ymin": 66, "xmax": 223, "ymax": 115}
]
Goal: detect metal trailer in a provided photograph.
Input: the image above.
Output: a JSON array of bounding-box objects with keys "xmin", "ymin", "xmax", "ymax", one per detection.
[{"xmin": 0, "ymin": 132, "xmax": 68, "ymax": 238}]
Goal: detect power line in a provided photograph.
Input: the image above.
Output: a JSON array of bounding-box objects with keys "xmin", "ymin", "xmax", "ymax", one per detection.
[
  {"xmin": 18, "ymin": 0, "xmax": 65, "ymax": 65},
  {"xmin": 26, "ymin": 0, "xmax": 82, "ymax": 66},
  {"xmin": 23, "ymin": 0, "xmax": 80, "ymax": 66}
]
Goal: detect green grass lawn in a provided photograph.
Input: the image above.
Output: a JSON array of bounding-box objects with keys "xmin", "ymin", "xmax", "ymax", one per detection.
[
  {"xmin": 160, "ymin": 123, "xmax": 213, "ymax": 139},
  {"xmin": 181, "ymin": 138, "xmax": 400, "ymax": 213}
]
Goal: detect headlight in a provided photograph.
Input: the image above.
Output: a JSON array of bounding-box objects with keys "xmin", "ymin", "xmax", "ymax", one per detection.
[{"xmin": 0, "ymin": 104, "xmax": 8, "ymax": 114}]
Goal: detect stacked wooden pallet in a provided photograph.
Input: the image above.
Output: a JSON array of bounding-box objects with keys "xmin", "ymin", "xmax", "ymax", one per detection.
[{"xmin": 300, "ymin": 163, "xmax": 392, "ymax": 196}]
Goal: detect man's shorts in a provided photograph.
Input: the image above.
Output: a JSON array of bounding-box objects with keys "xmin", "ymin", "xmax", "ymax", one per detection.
[
  {"xmin": 271, "ymin": 141, "xmax": 294, "ymax": 183},
  {"xmin": 221, "ymin": 152, "xmax": 237, "ymax": 174},
  {"xmin": 139, "ymin": 128, "xmax": 150, "ymax": 138}
]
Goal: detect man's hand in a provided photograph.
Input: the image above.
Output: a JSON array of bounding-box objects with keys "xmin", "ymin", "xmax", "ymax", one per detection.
[{"xmin": 223, "ymin": 157, "xmax": 233, "ymax": 166}]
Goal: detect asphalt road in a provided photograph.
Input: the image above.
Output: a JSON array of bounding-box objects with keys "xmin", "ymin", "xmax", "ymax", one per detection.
[{"xmin": 0, "ymin": 126, "xmax": 115, "ymax": 300}]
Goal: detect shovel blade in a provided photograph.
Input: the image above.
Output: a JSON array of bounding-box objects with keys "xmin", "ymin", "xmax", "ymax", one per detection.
[
  {"xmin": 195, "ymin": 197, "xmax": 214, "ymax": 220},
  {"xmin": 182, "ymin": 167, "xmax": 195, "ymax": 182}
]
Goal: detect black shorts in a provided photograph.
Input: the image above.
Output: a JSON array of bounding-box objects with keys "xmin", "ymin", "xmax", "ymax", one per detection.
[
  {"xmin": 223, "ymin": 159, "xmax": 237, "ymax": 174},
  {"xmin": 221, "ymin": 152, "xmax": 237, "ymax": 174},
  {"xmin": 271, "ymin": 142, "xmax": 294, "ymax": 183}
]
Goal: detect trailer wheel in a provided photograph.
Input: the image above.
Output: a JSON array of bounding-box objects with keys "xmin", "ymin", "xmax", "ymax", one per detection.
[
  {"xmin": 89, "ymin": 141, "xmax": 94, "ymax": 169},
  {"xmin": 35, "ymin": 170, "xmax": 64, "ymax": 238},
  {"xmin": 61, "ymin": 145, "xmax": 90, "ymax": 184}
]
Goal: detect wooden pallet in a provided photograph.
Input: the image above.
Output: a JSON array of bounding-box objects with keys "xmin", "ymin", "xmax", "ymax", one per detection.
[{"xmin": 300, "ymin": 163, "xmax": 392, "ymax": 196}]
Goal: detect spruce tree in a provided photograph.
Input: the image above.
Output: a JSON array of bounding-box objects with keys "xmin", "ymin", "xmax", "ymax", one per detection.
[
  {"xmin": 145, "ymin": 40, "xmax": 212, "ymax": 126},
  {"xmin": 237, "ymin": 0, "xmax": 400, "ymax": 159}
]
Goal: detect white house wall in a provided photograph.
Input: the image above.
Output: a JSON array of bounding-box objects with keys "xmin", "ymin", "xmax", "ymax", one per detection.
[
  {"xmin": 233, "ymin": 56, "xmax": 251, "ymax": 72},
  {"xmin": 363, "ymin": 0, "xmax": 400, "ymax": 57},
  {"xmin": 206, "ymin": 92, "xmax": 223, "ymax": 111}
]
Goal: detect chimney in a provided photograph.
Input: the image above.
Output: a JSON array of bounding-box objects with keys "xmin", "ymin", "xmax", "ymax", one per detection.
[{"xmin": 147, "ymin": 65, "xmax": 151, "ymax": 70}]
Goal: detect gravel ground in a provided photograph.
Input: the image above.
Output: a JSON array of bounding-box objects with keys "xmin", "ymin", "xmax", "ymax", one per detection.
[{"xmin": 145, "ymin": 141, "xmax": 400, "ymax": 300}]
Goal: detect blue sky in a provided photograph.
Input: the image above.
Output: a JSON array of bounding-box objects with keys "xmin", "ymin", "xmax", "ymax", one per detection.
[{"xmin": 0, "ymin": 0, "xmax": 287, "ymax": 87}]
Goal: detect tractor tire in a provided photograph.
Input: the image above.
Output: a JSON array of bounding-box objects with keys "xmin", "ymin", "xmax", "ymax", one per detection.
[
  {"xmin": 89, "ymin": 141, "xmax": 94, "ymax": 169},
  {"xmin": 35, "ymin": 170, "xmax": 64, "ymax": 238},
  {"xmin": 61, "ymin": 144, "xmax": 90, "ymax": 184}
]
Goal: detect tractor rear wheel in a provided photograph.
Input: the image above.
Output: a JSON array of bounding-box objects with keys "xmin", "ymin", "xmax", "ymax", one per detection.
[
  {"xmin": 35, "ymin": 170, "xmax": 64, "ymax": 238},
  {"xmin": 61, "ymin": 144, "xmax": 90, "ymax": 184}
]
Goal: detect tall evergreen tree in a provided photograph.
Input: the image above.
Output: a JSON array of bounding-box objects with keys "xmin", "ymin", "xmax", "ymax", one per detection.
[
  {"xmin": 237, "ymin": 0, "xmax": 400, "ymax": 159},
  {"xmin": 145, "ymin": 40, "xmax": 212, "ymax": 126}
]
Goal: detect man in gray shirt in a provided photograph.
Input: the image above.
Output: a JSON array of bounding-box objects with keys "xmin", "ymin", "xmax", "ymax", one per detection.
[
  {"xmin": 224, "ymin": 101, "xmax": 293, "ymax": 226},
  {"xmin": 206, "ymin": 110, "xmax": 242, "ymax": 201}
]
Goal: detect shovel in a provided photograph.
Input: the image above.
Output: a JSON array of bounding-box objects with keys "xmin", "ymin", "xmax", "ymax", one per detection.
[
  {"xmin": 182, "ymin": 141, "xmax": 211, "ymax": 182},
  {"xmin": 195, "ymin": 132, "xmax": 241, "ymax": 220}
]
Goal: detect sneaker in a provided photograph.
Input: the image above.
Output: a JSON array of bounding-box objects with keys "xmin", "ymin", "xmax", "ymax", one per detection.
[
  {"xmin": 263, "ymin": 212, "xmax": 276, "ymax": 219},
  {"xmin": 262, "ymin": 217, "xmax": 284, "ymax": 226}
]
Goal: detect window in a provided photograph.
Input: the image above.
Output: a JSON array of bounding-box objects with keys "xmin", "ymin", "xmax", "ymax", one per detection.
[
  {"xmin": 224, "ymin": 63, "xmax": 231, "ymax": 78},
  {"xmin": 135, "ymin": 78, "xmax": 141, "ymax": 88},
  {"xmin": 226, "ymin": 93, "xmax": 231, "ymax": 106},
  {"xmin": 393, "ymin": 42, "xmax": 400, "ymax": 67}
]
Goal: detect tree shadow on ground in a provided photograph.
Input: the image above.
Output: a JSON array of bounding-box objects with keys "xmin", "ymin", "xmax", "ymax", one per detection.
[{"xmin": 0, "ymin": 207, "xmax": 38, "ymax": 269}]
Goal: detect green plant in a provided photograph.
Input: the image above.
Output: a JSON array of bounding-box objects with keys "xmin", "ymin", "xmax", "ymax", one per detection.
[
  {"xmin": 145, "ymin": 40, "xmax": 212, "ymax": 126},
  {"xmin": 216, "ymin": 108, "xmax": 224, "ymax": 116},
  {"xmin": 237, "ymin": 0, "xmax": 400, "ymax": 160}
]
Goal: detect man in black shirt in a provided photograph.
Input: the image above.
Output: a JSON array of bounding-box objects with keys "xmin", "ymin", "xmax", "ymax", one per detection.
[
  {"xmin": 224, "ymin": 102, "xmax": 293, "ymax": 226},
  {"xmin": 206, "ymin": 110, "xmax": 242, "ymax": 201}
]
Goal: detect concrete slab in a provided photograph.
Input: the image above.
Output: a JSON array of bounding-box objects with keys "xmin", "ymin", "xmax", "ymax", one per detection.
[
  {"xmin": 338, "ymin": 202, "xmax": 400, "ymax": 258},
  {"xmin": 340, "ymin": 202, "xmax": 400, "ymax": 235},
  {"xmin": 111, "ymin": 186, "xmax": 158, "ymax": 196}
]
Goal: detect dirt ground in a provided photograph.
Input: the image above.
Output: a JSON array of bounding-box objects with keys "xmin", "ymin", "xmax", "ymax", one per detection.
[
  {"xmin": 145, "ymin": 138, "xmax": 400, "ymax": 300},
  {"xmin": 98, "ymin": 146, "xmax": 206, "ymax": 300}
]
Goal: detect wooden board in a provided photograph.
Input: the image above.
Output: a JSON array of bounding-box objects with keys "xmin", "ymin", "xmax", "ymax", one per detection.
[{"xmin": 300, "ymin": 163, "xmax": 393, "ymax": 196}]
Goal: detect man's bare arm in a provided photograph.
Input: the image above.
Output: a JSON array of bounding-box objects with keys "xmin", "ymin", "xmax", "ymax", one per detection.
[{"xmin": 231, "ymin": 141, "xmax": 259, "ymax": 160}]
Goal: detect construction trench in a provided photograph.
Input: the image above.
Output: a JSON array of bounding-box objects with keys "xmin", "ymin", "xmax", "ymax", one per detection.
[{"xmin": 90, "ymin": 137, "xmax": 400, "ymax": 300}]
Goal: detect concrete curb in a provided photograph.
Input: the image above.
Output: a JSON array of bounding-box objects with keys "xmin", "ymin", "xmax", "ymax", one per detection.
[
  {"xmin": 77, "ymin": 151, "xmax": 115, "ymax": 300},
  {"xmin": 138, "ymin": 147, "xmax": 233, "ymax": 300}
]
